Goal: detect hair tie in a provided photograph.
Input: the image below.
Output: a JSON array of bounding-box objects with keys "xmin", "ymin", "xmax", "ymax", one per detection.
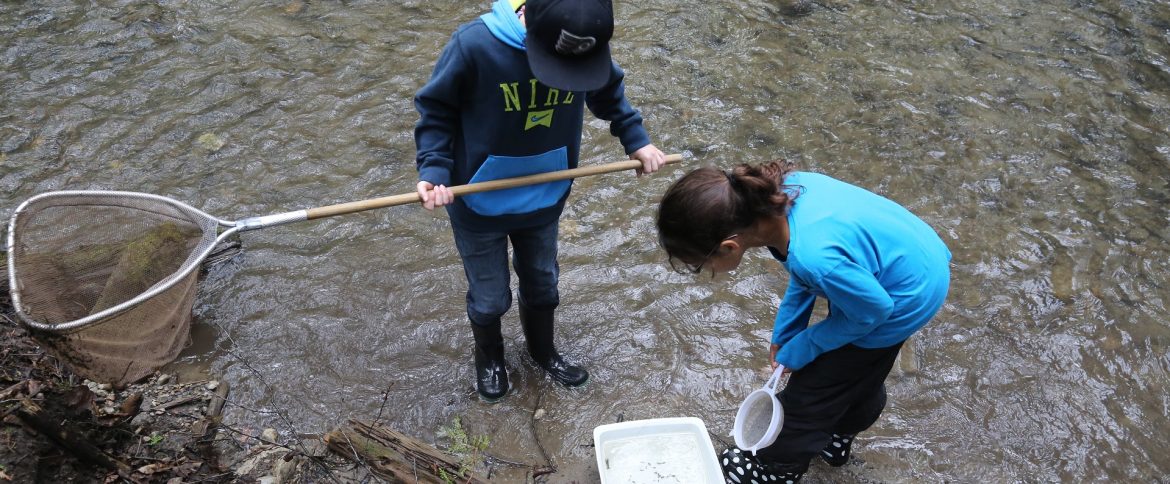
[{"xmin": 724, "ymin": 170, "xmax": 740, "ymax": 192}]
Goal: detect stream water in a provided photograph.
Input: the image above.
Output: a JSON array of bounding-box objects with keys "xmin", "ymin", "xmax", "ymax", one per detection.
[{"xmin": 3, "ymin": 0, "xmax": 1169, "ymax": 481}]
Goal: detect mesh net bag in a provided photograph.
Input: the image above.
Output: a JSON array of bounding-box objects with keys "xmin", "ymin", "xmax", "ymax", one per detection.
[
  {"xmin": 8, "ymin": 192, "xmax": 220, "ymax": 384},
  {"xmin": 738, "ymin": 394, "xmax": 775, "ymax": 444}
]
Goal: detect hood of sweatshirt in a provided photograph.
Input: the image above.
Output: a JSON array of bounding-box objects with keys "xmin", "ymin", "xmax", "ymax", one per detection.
[{"xmin": 481, "ymin": 0, "xmax": 526, "ymax": 50}]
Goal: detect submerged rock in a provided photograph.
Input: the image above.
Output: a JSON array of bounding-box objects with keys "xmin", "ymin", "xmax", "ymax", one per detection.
[
  {"xmin": 778, "ymin": 0, "xmax": 814, "ymax": 17},
  {"xmin": 196, "ymin": 132, "xmax": 226, "ymax": 152}
]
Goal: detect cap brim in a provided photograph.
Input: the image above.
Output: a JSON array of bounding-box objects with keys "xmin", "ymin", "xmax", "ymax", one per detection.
[{"xmin": 527, "ymin": 40, "xmax": 612, "ymax": 92}]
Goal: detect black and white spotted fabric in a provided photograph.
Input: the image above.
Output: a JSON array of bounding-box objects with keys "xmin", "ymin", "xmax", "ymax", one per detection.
[
  {"xmin": 820, "ymin": 433, "xmax": 855, "ymax": 467},
  {"xmin": 719, "ymin": 447, "xmax": 803, "ymax": 484}
]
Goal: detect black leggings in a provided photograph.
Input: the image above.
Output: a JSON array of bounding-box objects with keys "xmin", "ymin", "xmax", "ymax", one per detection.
[{"xmin": 756, "ymin": 341, "xmax": 905, "ymax": 472}]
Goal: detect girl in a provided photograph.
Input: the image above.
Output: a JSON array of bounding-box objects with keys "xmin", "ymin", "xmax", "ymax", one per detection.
[{"xmin": 656, "ymin": 161, "xmax": 951, "ymax": 483}]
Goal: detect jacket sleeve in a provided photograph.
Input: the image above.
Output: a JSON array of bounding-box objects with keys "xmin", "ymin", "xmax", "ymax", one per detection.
[
  {"xmin": 774, "ymin": 260, "xmax": 895, "ymax": 370},
  {"xmin": 413, "ymin": 34, "xmax": 468, "ymax": 187},
  {"xmin": 771, "ymin": 278, "xmax": 816, "ymax": 348},
  {"xmin": 584, "ymin": 62, "xmax": 651, "ymax": 155}
]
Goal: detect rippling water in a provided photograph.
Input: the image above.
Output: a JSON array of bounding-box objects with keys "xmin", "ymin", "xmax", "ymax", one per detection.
[{"xmin": 3, "ymin": 0, "xmax": 1169, "ymax": 481}]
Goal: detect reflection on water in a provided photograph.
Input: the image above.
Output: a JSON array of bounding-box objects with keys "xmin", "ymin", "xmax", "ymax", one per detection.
[{"xmin": 3, "ymin": 0, "xmax": 1169, "ymax": 481}]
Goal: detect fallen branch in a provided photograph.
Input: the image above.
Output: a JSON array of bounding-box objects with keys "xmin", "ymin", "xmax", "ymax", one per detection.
[
  {"xmin": 159, "ymin": 395, "xmax": 203, "ymax": 412},
  {"xmin": 194, "ymin": 380, "xmax": 231, "ymax": 463},
  {"xmin": 13, "ymin": 398, "xmax": 130, "ymax": 473},
  {"xmin": 533, "ymin": 466, "xmax": 557, "ymax": 479},
  {"xmin": 0, "ymin": 381, "xmax": 28, "ymax": 400},
  {"xmin": 324, "ymin": 419, "xmax": 489, "ymax": 484}
]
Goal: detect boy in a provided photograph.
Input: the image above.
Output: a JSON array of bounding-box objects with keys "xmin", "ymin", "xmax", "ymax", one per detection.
[{"xmin": 414, "ymin": 0, "xmax": 666, "ymax": 401}]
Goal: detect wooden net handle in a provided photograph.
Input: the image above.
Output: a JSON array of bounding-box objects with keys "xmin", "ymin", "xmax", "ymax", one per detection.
[{"xmin": 304, "ymin": 153, "xmax": 684, "ymax": 220}]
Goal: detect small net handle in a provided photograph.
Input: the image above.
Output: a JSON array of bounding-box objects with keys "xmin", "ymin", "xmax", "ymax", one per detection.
[
  {"xmin": 233, "ymin": 154, "xmax": 684, "ymax": 230},
  {"xmin": 763, "ymin": 364, "xmax": 787, "ymax": 393}
]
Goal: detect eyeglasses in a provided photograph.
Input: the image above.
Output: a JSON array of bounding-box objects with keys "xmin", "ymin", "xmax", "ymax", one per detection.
[{"xmin": 689, "ymin": 234, "xmax": 739, "ymax": 274}]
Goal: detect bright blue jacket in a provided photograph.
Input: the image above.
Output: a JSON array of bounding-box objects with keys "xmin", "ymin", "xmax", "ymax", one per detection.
[
  {"xmin": 414, "ymin": 7, "xmax": 650, "ymax": 232},
  {"xmin": 769, "ymin": 172, "xmax": 951, "ymax": 370}
]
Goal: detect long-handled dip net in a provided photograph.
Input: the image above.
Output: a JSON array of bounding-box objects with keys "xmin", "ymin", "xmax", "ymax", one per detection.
[{"xmin": 6, "ymin": 155, "xmax": 681, "ymax": 384}]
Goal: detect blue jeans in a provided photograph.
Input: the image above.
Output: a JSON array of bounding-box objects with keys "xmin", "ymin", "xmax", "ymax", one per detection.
[{"xmin": 452, "ymin": 220, "xmax": 560, "ymax": 326}]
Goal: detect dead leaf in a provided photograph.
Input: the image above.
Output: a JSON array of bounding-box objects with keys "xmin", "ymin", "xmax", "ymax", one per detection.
[
  {"xmin": 61, "ymin": 385, "xmax": 96, "ymax": 416},
  {"xmin": 175, "ymin": 460, "xmax": 203, "ymax": 476},
  {"xmin": 136, "ymin": 463, "xmax": 164, "ymax": 475},
  {"xmin": 119, "ymin": 392, "xmax": 143, "ymax": 415}
]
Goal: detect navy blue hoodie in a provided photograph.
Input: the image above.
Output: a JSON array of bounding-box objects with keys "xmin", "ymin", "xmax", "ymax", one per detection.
[{"xmin": 414, "ymin": 15, "xmax": 651, "ymax": 231}]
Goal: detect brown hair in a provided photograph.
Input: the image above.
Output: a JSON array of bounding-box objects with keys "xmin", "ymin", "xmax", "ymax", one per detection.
[{"xmin": 656, "ymin": 160, "xmax": 798, "ymax": 273}]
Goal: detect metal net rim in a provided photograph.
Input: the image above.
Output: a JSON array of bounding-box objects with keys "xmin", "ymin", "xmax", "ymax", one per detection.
[{"xmin": 6, "ymin": 190, "xmax": 232, "ymax": 333}]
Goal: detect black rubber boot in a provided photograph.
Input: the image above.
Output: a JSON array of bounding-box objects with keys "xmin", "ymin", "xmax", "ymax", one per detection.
[
  {"xmin": 720, "ymin": 447, "xmax": 805, "ymax": 484},
  {"xmin": 469, "ymin": 318, "xmax": 509, "ymax": 402},
  {"xmin": 518, "ymin": 304, "xmax": 588, "ymax": 387},
  {"xmin": 820, "ymin": 433, "xmax": 855, "ymax": 467}
]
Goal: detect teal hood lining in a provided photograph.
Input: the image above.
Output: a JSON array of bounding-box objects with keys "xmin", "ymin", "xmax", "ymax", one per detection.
[{"xmin": 481, "ymin": 0, "xmax": 526, "ymax": 51}]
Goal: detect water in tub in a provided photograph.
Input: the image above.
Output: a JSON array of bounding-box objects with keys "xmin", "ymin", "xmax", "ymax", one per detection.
[{"xmin": 602, "ymin": 432, "xmax": 709, "ymax": 483}]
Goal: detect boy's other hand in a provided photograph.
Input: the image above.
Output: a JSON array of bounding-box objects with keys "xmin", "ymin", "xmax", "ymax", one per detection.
[
  {"xmin": 630, "ymin": 144, "xmax": 666, "ymax": 176},
  {"xmin": 417, "ymin": 181, "xmax": 454, "ymax": 211}
]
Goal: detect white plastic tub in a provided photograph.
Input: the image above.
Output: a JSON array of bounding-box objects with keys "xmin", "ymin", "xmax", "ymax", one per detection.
[{"xmin": 593, "ymin": 417, "xmax": 724, "ymax": 484}]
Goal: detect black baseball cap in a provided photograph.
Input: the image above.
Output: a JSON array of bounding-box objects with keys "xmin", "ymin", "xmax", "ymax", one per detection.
[{"xmin": 525, "ymin": 0, "xmax": 614, "ymax": 92}]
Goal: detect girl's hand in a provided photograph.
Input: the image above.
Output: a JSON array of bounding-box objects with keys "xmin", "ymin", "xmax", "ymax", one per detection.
[
  {"xmin": 630, "ymin": 144, "xmax": 666, "ymax": 175},
  {"xmin": 768, "ymin": 344, "xmax": 792, "ymax": 377},
  {"xmin": 417, "ymin": 181, "xmax": 453, "ymax": 211}
]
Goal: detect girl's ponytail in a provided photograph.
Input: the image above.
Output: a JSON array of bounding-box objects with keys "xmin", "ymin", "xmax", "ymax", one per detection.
[
  {"xmin": 657, "ymin": 160, "xmax": 797, "ymax": 273},
  {"xmin": 727, "ymin": 160, "xmax": 795, "ymax": 220}
]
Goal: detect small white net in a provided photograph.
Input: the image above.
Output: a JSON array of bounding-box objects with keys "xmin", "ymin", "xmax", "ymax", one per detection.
[
  {"xmin": 8, "ymin": 192, "xmax": 221, "ymax": 384},
  {"xmin": 737, "ymin": 393, "xmax": 775, "ymax": 447}
]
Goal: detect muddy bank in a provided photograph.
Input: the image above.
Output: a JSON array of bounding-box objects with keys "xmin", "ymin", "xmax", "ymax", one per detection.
[
  {"xmin": 0, "ymin": 317, "xmax": 563, "ymax": 483},
  {"xmin": 0, "ymin": 321, "xmax": 340, "ymax": 483}
]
